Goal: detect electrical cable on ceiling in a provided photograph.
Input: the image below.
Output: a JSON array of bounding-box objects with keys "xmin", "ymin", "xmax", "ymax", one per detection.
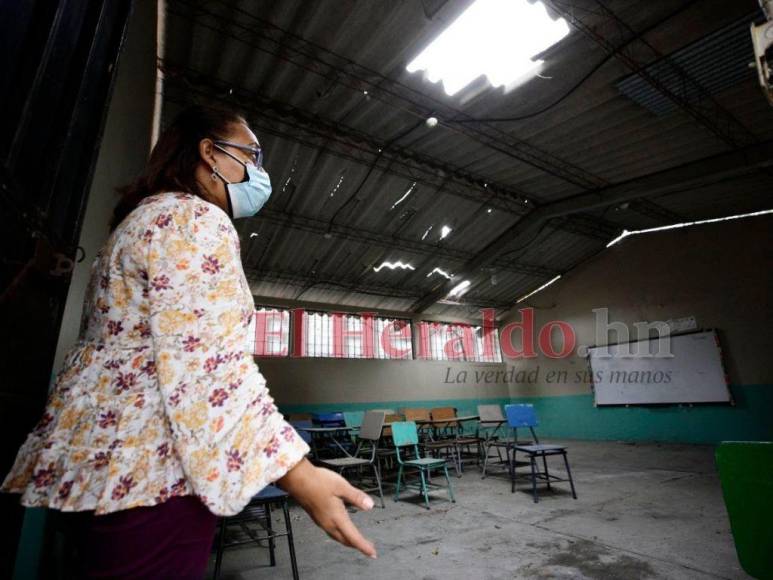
[
  {"xmin": 496, "ymin": 221, "xmax": 553, "ymax": 259},
  {"xmin": 450, "ymin": 0, "xmax": 703, "ymax": 124},
  {"xmin": 174, "ymin": 0, "xmax": 602, "ymax": 188},
  {"xmin": 326, "ymin": 118, "xmax": 427, "ymax": 227},
  {"xmin": 452, "ymin": 53, "xmax": 613, "ymax": 123}
]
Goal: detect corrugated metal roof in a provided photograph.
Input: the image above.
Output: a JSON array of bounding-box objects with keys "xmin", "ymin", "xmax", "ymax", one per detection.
[
  {"xmin": 161, "ymin": 0, "xmax": 773, "ymax": 320},
  {"xmin": 616, "ymin": 15, "xmax": 757, "ymax": 116}
]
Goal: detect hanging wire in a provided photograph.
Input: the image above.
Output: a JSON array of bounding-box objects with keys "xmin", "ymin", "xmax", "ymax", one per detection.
[{"xmin": 450, "ymin": 0, "xmax": 704, "ymax": 124}]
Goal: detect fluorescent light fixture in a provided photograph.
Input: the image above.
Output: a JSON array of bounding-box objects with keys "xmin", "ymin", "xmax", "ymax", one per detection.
[
  {"xmin": 406, "ymin": 0, "xmax": 570, "ymax": 96},
  {"xmin": 440, "ymin": 225, "xmax": 453, "ymax": 239},
  {"xmin": 607, "ymin": 209, "xmax": 773, "ymax": 248},
  {"xmin": 373, "ymin": 260, "xmax": 415, "ymax": 272},
  {"xmin": 448, "ymin": 279, "xmax": 471, "ymax": 297},
  {"xmin": 427, "ymin": 267, "xmax": 454, "ymax": 280},
  {"xmin": 391, "ymin": 182, "xmax": 417, "ymax": 209},
  {"xmin": 421, "ymin": 225, "xmax": 434, "ymax": 240},
  {"xmin": 516, "ymin": 275, "xmax": 561, "ymax": 304}
]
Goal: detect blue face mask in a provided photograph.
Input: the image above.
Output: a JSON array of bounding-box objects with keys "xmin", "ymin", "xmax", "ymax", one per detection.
[{"xmin": 213, "ymin": 144, "xmax": 272, "ymax": 219}]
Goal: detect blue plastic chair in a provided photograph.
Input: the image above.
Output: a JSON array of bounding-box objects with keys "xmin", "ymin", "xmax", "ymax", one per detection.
[
  {"xmin": 308, "ymin": 412, "xmax": 355, "ymax": 458},
  {"xmin": 311, "ymin": 411, "xmax": 345, "ymax": 427},
  {"xmin": 504, "ymin": 404, "xmax": 577, "ymax": 503},
  {"xmin": 289, "ymin": 420, "xmax": 313, "ymax": 446},
  {"xmin": 213, "ymin": 485, "xmax": 298, "ymax": 579},
  {"xmin": 391, "ymin": 421, "xmax": 455, "ymax": 509}
]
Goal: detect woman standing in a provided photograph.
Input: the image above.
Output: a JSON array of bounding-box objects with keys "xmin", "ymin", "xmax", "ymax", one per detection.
[{"xmin": 2, "ymin": 105, "xmax": 376, "ymax": 578}]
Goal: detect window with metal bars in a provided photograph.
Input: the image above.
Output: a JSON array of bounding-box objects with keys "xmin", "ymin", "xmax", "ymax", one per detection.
[
  {"xmin": 299, "ymin": 310, "xmax": 413, "ymax": 359},
  {"xmin": 252, "ymin": 307, "xmax": 290, "ymax": 357},
  {"xmin": 416, "ymin": 321, "xmax": 502, "ymax": 362}
]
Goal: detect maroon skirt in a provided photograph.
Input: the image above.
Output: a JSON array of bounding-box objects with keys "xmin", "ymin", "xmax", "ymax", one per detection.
[{"xmin": 64, "ymin": 495, "xmax": 217, "ymax": 579}]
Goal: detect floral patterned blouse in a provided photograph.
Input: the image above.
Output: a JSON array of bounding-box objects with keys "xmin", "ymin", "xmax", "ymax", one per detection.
[{"xmin": 1, "ymin": 192, "xmax": 309, "ymax": 516}]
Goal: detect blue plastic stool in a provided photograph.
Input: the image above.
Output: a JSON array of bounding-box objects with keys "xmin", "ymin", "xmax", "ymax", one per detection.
[{"xmin": 212, "ymin": 485, "xmax": 299, "ymax": 579}]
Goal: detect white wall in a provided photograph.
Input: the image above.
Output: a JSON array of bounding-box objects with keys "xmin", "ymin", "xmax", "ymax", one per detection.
[
  {"xmin": 259, "ymin": 358, "xmax": 510, "ymax": 407},
  {"xmin": 500, "ymin": 215, "xmax": 773, "ymax": 396},
  {"xmin": 493, "ymin": 215, "xmax": 773, "ymax": 443}
]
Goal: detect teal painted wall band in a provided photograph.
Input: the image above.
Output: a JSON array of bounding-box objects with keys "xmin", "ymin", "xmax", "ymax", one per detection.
[
  {"xmin": 278, "ymin": 397, "xmax": 511, "ymax": 416},
  {"xmin": 278, "ymin": 385, "xmax": 773, "ymax": 444}
]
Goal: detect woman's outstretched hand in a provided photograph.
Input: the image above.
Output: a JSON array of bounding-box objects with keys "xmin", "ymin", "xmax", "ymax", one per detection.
[{"xmin": 277, "ymin": 458, "xmax": 377, "ymax": 559}]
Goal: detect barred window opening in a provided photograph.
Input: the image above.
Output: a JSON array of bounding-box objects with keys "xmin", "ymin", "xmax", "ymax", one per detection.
[
  {"xmin": 302, "ymin": 311, "xmax": 412, "ymax": 359},
  {"xmin": 416, "ymin": 321, "xmax": 502, "ymax": 362},
  {"xmin": 253, "ymin": 307, "xmax": 290, "ymax": 357}
]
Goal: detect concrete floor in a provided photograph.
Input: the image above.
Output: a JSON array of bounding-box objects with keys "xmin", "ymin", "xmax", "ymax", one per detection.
[{"xmin": 206, "ymin": 441, "xmax": 746, "ymax": 580}]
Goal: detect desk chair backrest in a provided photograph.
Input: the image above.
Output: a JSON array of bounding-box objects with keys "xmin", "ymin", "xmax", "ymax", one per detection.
[
  {"xmin": 478, "ymin": 404, "xmax": 506, "ymax": 436},
  {"xmin": 430, "ymin": 406, "xmax": 457, "ymax": 434},
  {"xmin": 343, "ymin": 411, "xmax": 365, "ymax": 429},
  {"xmin": 382, "ymin": 413, "xmax": 403, "ymax": 437},
  {"xmin": 359, "ymin": 411, "xmax": 386, "ymax": 441},
  {"xmin": 478, "ymin": 404, "xmax": 505, "ymax": 424},
  {"xmin": 312, "ymin": 411, "xmax": 345, "ymax": 427},
  {"xmin": 391, "ymin": 421, "xmax": 422, "ymax": 464},
  {"xmin": 391, "ymin": 421, "xmax": 419, "ymax": 447},
  {"xmin": 505, "ymin": 404, "xmax": 538, "ymax": 427},
  {"xmin": 403, "ymin": 408, "xmax": 430, "ymax": 421},
  {"xmin": 430, "ymin": 407, "xmax": 456, "ymax": 421},
  {"xmin": 504, "ymin": 404, "xmax": 539, "ymax": 442},
  {"xmin": 287, "ymin": 413, "xmax": 311, "ymax": 421},
  {"xmin": 289, "ymin": 420, "xmax": 313, "ymax": 444}
]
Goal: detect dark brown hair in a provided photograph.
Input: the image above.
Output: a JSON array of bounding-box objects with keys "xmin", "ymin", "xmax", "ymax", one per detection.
[{"xmin": 110, "ymin": 104, "xmax": 246, "ymax": 230}]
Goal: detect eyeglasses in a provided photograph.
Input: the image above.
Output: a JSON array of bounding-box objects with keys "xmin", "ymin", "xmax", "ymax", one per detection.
[{"xmin": 213, "ymin": 140, "xmax": 263, "ymax": 169}]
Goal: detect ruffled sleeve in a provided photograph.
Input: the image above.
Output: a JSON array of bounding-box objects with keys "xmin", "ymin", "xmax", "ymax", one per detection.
[{"xmin": 144, "ymin": 197, "xmax": 309, "ymax": 516}]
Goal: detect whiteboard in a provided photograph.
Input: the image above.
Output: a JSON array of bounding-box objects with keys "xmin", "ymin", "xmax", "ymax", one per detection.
[{"xmin": 588, "ymin": 330, "xmax": 731, "ymax": 406}]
